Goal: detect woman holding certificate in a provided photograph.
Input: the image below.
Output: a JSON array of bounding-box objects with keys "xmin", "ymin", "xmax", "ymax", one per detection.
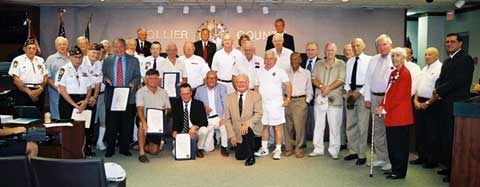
[{"xmin": 136, "ymin": 69, "xmax": 171, "ymax": 163}]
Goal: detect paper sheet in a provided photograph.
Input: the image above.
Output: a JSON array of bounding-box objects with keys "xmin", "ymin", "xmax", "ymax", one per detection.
[
  {"xmin": 71, "ymin": 109, "xmax": 92, "ymax": 128},
  {"xmin": 147, "ymin": 109, "xmax": 164, "ymax": 133},
  {"xmin": 111, "ymin": 87, "xmax": 130, "ymax": 111},
  {"xmin": 163, "ymin": 73, "xmax": 179, "ymax": 97},
  {"xmin": 175, "ymin": 133, "xmax": 191, "ymax": 160},
  {"xmin": 43, "ymin": 123, "xmax": 74, "ymax": 128}
]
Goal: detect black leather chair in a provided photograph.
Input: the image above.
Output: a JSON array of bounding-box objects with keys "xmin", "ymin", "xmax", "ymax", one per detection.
[
  {"xmin": 31, "ymin": 157, "xmax": 109, "ymax": 187},
  {"xmin": 0, "ymin": 156, "xmax": 35, "ymax": 187}
]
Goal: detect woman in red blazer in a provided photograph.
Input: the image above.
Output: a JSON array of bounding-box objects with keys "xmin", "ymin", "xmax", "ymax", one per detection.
[{"xmin": 375, "ymin": 47, "xmax": 413, "ymax": 179}]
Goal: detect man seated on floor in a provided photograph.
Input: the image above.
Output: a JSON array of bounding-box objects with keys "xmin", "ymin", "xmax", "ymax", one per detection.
[
  {"xmin": 136, "ymin": 69, "xmax": 171, "ymax": 163},
  {"xmin": 0, "ymin": 126, "xmax": 38, "ymax": 158}
]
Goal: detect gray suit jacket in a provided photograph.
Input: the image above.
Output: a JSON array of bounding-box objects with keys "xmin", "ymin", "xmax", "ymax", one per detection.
[
  {"xmin": 102, "ymin": 54, "xmax": 141, "ymax": 106},
  {"xmin": 194, "ymin": 84, "xmax": 227, "ymax": 119},
  {"xmin": 224, "ymin": 90, "xmax": 262, "ymax": 143}
]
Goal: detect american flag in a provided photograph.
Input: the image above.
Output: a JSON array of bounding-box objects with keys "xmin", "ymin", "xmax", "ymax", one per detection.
[
  {"xmin": 26, "ymin": 13, "xmax": 42, "ymax": 57},
  {"xmin": 85, "ymin": 14, "xmax": 92, "ymax": 40},
  {"xmin": 58, "ymin": 9, "xmax": 66, "ymax": 37}
]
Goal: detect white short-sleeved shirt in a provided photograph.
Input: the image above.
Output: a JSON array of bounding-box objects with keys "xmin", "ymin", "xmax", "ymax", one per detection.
[
  {"xmin": 8, "ymin": 54, "xmax": 47, "ymax": 85},
  {"xmin": 158, "ymin": 57, "xmax": 188, "ymax": 78},
  {"xmin": 136, "ymin": 86, "xmax": 171, "ymax": 116},
  {"xmin": 255, "ymin": 65, "xmax": 289, "ymax": 106},
  {"xmin": 55, "ymin": 62, "xmax": 93, "ymax": 94},
  {"xmin": 416, "ymin": 60, "xmax": 442, "ymax": 98},
  {"xmin": 268, "ymin": 47, "xmax": 293, "ymax": 72},
  {"xmin": 82, "ymin": 58, "xmax": 103, "ymax": 87},
  {"xmin": 141, "ymin": 56, "xmax": 166, "ymax": 77},
  {"xmin": 233, "ymin": 55, "xmax": 264, "ymax": 89},
  {"xmin": 211, "ymin": 48, "xmax": 243, "ymax": 81},
  {"xmin": 180, "ymin": 55, "xmax": 210, "ymax": 89}
]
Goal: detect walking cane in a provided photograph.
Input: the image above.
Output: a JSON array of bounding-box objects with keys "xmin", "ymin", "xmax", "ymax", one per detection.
[{"xmin": 369, "ymin": 113, "xmax": 375, "ymax": 177}]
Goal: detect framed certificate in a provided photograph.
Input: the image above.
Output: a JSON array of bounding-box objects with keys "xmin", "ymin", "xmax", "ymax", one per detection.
[
  {"xmin": 146, "ymin": 108, "xmax": 166, "ymax": 134},
  {"xmin": 162, "ymin": 72, "xmax": 180, "ymax": 98},
  {"xmin": 175, "ymin": 133, "xmax": 192, "ymax": 160},
  {"xmin": 111, "ymin": 87, "xmax": 130, "ymax": 111}
]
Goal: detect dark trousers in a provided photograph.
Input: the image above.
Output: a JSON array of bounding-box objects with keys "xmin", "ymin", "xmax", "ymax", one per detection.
[
  {"xmin": 59, "ymin": 94, "xmax": 86, "ymax": 119},
  {"xmin": 414, "ymin": 97, "xmax": 441, "ymax": 164},
  {"xmin": 234, "ymin": 128, "xmax": 255, "ymax": 160},
  {"xmin": 15, "ymin": 88, "xmax": 45, "ymax": 113},
  {"xmin": 86, "ymin": 104, "xmax": 98, "ymax": 147},
  {"xmin": 438, "ymin": 100, "xmax": 454, "ymax": 169},
  {"xmin": 386, "ymin": 125, "xmax": 410, "ymax": 177},
  {"xmin": 105, "ymin": 104, "xmax": 136, "ymax": 153}
]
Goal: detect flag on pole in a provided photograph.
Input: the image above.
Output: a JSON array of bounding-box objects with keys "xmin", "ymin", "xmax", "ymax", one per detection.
[
  {"xmin": 26, "ymin": 12, "xmax": 42, "ymax": 56},
  {"xmin": 84, "ymin": 13, "xmax": 92, "ymax": 40},
  {"xmin": 58, "ymin": 9, "xmax": 66, "ymax": 37}
]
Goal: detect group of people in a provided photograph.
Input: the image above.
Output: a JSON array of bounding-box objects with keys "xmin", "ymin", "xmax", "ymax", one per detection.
[{"xmin": 1, "ymin": 18, "xmax": 478, "ymax": 183}]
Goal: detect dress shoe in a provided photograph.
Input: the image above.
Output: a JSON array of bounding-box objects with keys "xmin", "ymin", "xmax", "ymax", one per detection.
[
  {"xmin": 196, "ymin": 149, "xmax": 204, "ymax": 158},
  {"xmin": 422, "ymin": 163, "xmax": 438, "ymax": 169},
  {"xmin": 344, "ymin": 154, "xmax": 358, "ymax": 161},
  {"xmin": 340, "ymin": 145, "xmax": 347, "ymax": 151},
  {"xmin": 386, "ymin": 174, "xmax": 405, "ymax": 180},
  {"xmin": 120, "ymin": 151, "xmax": 132, "ymax": 156},
  {"xmin": 138, "ymin": 155, "xmax": 149, "ymax": 163},
  {"xmin": 356, "ymin": 158, "xmax": 367, "ymax": 165},
  {"xmin": 245, "ymin": 156, "xmax": 255, "ymax": 166},
  {"xmin": 105, "ymin": 151, "xmax": 114, "ymax": 158},
  {"xmin": 437, "ymin": 169, "xmax": 450, "ymax": 175},
  {"xmin": 409, "ymin": 158, "xmax": 424, "ymax": 165},
  {"xmin": 220, "ymin": 147, "xmax": 229, "ymax": 157},
  {"xmin": 383, "ymin": 171, "xmax": 392, "ymax": 175},
  {"xmin": 85, "ymin": 147, "xmax": 96, "ymax": 157},
  {"xmin": 442, "ymin": 176, "xmax": 450, "ymax": 183}
]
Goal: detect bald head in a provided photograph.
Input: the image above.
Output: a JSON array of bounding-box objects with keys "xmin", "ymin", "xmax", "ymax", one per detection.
[
  {"xmin": 166, "ymin": 42, "xmax": 178, "ymax": 58},
  {"xmin": 425, "ymin": 47, "xmax": 439, "ymax": 65}
]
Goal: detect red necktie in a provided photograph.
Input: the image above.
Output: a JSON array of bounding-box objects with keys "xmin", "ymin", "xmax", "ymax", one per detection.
[
  {"xmin": 116, "ymin": 57, "xmax": 124, "ymax": 86},
  {"xmin": 202, "ymin": 42, "xmax": 208, "ymax": 62}
]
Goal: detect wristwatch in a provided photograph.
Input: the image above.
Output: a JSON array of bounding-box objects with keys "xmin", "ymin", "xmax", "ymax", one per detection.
[{"xmin": 425, "ymin": 100, "xmax": 430, "ymax": 105}]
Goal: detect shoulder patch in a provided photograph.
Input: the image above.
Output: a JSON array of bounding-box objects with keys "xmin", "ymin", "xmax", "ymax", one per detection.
[
  {"xmin": 57, "ymin": 68, "xmax": 65, "ymax": 81},
  {"xmin": 13, "ymin": 61, "xmax": 18, "ymax": 68}
]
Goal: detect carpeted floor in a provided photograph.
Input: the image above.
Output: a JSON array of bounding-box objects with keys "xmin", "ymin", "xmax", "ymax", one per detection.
[{"xmin": 95, "ymin": 142, "xmax": 448, "ymax": 187}]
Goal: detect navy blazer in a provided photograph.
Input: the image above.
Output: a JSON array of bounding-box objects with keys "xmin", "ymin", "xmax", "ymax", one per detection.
[
  {"xmin": 194, "ymin": 84, "xmax": 227, "ymax": 118},
  {"xmin": 102, "ymin": 54, "xmax": 141, "ymax": 106},
  {"xmin": 265, "ymin": 33, "xmax": 295, "ymax": 52},
  {"xmin": 135, "ymin": 39, "xmax": 152, "ymax": 57},
  {"xmin": 194, "ymin": 40, "xmax": 216, "ymax": 68},
  {"xmin": 435, "ymin": 49, "xmax": 474, "ymax": 102}
]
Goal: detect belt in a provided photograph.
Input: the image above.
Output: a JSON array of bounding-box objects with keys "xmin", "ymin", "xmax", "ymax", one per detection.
[
  {"xmin": 217, "ymin": 79, "xmax": 232, "ymax": 83},
  {"xmin": 286, "ymin": 95, "xmax": 306, "ymax": 99},
  {"xmin": 24, "ymin": 84, "xmax": 41, "ymax": 88},
  {"xmin": 371, "ymin": 92, "xmax": 385, "ymax": 96},
  {"xmin": 418, "ymin": 97, "xmax": 429, "ymax": 101},
  {"xmin": 349, "ymin": 84, "xmax": 363, "ymax": 89},
  {"xmin": 69, "ymin": 94, "xmax": 87, "ymax": 97},
  {"xmin": 208, "ymin": 114, "xmax": 218, "ymax": 119},
  {"xmin": 99, "ymin": 91, "xmax": 104, "ymax": 95}
]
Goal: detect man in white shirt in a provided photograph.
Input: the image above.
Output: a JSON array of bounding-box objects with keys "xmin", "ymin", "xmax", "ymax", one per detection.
[
  {"xmin": 233, "ymin": 41, "xmax": 264, "ymax": 89},
  {"xmin": 404, "ymin": 47, "xmax": 421, "ymax": 96},
  {"xmin": 361, "ymin": 34, "xmax": 395, "ymax": 170},
  {"xmin": 284, "ymin": 52, "xmax": 313, "ymax": 158},
  {"xmin": 254, "ymin": 51, "xmax": 292, "ymax": 160},
  {"xmin": 141, "ymin": 41, "xmax": 165, "ymax": 78},
  {"xmin": 211, "ymin": 33, "xmax": 243, "ymax": 94},
  {"xmin": 268, "ymin": 33, "xmax": 293, "ymax": 72},
  {"xmin": 343, "ymin": 38, "xmax": 372, "ymax": 165},
  {"xmin": 410, "ymin": 47, "xmax": 442, "ymax": 168},
  {"xmin": 179, "ymin": 41, "xmax": 210, "ymax": 91},
  {"xmin": 159, "ymin": 43, "xmax": 188, "ymax": 86}
]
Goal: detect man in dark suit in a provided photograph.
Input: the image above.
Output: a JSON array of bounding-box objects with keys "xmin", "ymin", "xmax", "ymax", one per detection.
[
  {"xmin": 301, "ymin": 42, "xmax": 321, "ymax": 141},
  {"xmin": 135, "ymin": 27, "xmax": 152, "ymax": 57},
  {"xmin": 172, "ymin": 83, "xmax": 209, "ymax": 158},
  {"xmin": 102, "ymin": 38, "xmax": 141, "ymax": 157},
  {"xmin": 432, "ymin": 33, "xmax": 474, "ymax": 183},
  {"xmin": 194, "ymin": 28, "xmax": 216, "ymax": 68},
  {"xmin": 265, "ymin": 18, "xmax": 295, "ymax": 51}
]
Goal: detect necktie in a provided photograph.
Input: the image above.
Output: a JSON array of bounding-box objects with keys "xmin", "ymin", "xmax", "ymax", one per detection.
[
  {"xmin": 153, "ymin": 58, "xmax": 157, "ymax": 70},
  {"xmin": 183, "ymin": 103, "xmax": 189, "ymax": 133},
  {"xmin": 306, "ymin": 59, "xmax": 313, "ymax": 72},
  {"xmin": 203, "ymin": 42, "xmax": 208, "ymax": 62},
  {"xmin": 350, "ymin": 56, "xmax": 359, "ymax": 90},
  {"xmin": 239, "ymin": 94, "xmax": 243, "ymax": 116},
  {"xmin": 116, "ymin": 57, "xmax": 123, "ymax": 87},
  {"xmin": 140, "ymin": 41, "xmax": 144, "ymax": 51}
]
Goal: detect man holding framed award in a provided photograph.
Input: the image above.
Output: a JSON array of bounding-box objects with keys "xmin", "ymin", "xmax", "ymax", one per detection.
[{"xmin": 136, "ymin": 69, "xmax": 171, "ymax": 163}]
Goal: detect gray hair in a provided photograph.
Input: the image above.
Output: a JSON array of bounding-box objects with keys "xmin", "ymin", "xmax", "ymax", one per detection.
[
  {"xmin": 391, "ymin": 47, "xmax": 407, "ymax": 58},
  {"xmin": 375, "ymin": 34, "xmax": 392, "ymax": 45},
  {"xmin": 55, "ymin": 36, "xmax": 68, "ymax": 45}
]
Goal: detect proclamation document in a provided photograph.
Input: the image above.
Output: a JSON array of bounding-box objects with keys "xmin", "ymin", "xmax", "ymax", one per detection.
[
  {"xmin": 175, "ymin": 133, "xmax": 191, "ymax": 160},
  {"xmin": 111, "ymin": 87, "xmax": 130, "ymax": 111},
  {"xmin": 71, "ymin": 109, "xmax": 92, "ymax": 128},
  {"xmin": 163, "ymin": 72, "xmax": 180, "ymax": 98},
  {"xmin": 146, "ymin": 108, "xmax": 164, "ymax": 134}
]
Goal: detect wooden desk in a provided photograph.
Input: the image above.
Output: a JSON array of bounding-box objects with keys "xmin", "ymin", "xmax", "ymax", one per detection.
[
  {"xmin": 451, "ymin": 99, "xmax": 480, "ymax": 187},
  {"xmin": 5, "ymin": 121, "xmax": 85, "ymax": 159}
]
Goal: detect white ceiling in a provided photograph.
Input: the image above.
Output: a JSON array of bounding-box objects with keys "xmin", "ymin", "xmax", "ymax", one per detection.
[{"xmin": 4, "ymin": 0, "xmax": 480, "ymax": 12}]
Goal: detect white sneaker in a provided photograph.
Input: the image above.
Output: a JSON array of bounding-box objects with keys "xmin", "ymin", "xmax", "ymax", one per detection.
[
  {"xmin": 254, "ymin": 148, "xmax": 269, "ymax": 157},
  {"xmin": 159, "ymin": 140, "xmax": 165, "ymax": 151},
  {"xmin": 96, "ymin": 142, "xmax": 107, "ymax": 151},
  {"xmin": 308, "ymin": 151, "xmax": 324, "ymax": 157},
  {"xmin": 273, "ymin": 149, "xmax": 281, "ymax": 160},
  {"xmin": 368, "ymin": 160, "xmax": 387, "ymax": 167},
  {"xmin": 330, "ymin": 153, "xmax": 339, "ymax": 160},
  {"xmin": 381, "ymin": 163, "xmax": 392, "ymax": 171}
]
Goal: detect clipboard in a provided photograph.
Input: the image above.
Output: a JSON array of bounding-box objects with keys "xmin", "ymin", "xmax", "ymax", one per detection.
[
  {"xmin": 162, "ymin": 72, "xmax": 180, "ymax": 98},
  {"xmin": 111, "ymin": 87, "xmax": 130, "ymax": 111},
  {"xmin": 146, "ymin": 108, "xmax": 166, "ymax": 134}
]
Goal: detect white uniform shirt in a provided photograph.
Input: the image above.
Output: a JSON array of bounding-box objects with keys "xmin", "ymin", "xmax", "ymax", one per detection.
[
  {"xmin": 211, "ymin": 48, "xmax": 243, "ymax": 81},
  {"xmin": 287, "ymin": 67, "xmax": 313, "ymax": 103},
  {"xmin": 416, "ymin": 60, "xmax": 442, "ymax": 98},
  {"xmin": 255, "ymin": 65, "xmax": 289, "ymax": 106},
  {"xmin": 82, "ymin": 58, "xmax": 103, "ymax": 88},
  {"xmin": 180, "ymin": 55, "xmax": 210, "ymax": 89},
  {"xmin": 141, "ymin": 56, "xmax": 166, "ymax": 77},
  {"xmin": 268, "ymin": 47, "xmax": 293, "ymax": 72},
  {"xmin": 8, "ymin": 54, "xmax": 47, "ymax": 85},
  {"xmin": 55, "ymin": 62, "xmax": 93, "ymax": 94},
  {"xmin": 159, "ymin": 57, "xmax": 188, "ymax": 78},
  {"xmin": 404, "ymin": 61, "xmax": 421, "ymax": 96},
  {"xmin": 344, "ymin": 53, "xmax": 372, "ymax": 92},
  {"xmin": 233, "ymin": 55, "xmax": 264, "ymax": 89},
  {"xmin": 361, "ymin": 53, "xmax": 394, "ymax": 101}
]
